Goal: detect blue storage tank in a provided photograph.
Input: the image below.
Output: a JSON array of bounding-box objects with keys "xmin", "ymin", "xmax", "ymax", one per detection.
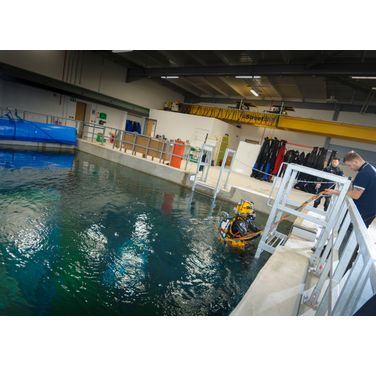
[{"xmin": 0, "ymin": 117, "xmax": 77, "ymax": 145}]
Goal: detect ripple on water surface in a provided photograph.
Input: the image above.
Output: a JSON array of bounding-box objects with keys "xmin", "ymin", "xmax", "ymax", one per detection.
[{"xmin": 0, "ymin": 149, "xmax": 285, "ymax": 315}]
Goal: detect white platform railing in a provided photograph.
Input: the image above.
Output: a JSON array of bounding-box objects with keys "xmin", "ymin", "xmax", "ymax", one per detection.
[
  {"xmin": 256, "ymin": 163, "xmax": 351, "ymax": 258},
  {"xmin": 256, "ymin": 162, "xmax": 376, "ymax": 315},
  {"xmin": 301, "ymin": 197, "xmax": 376, "ymax": 315}
]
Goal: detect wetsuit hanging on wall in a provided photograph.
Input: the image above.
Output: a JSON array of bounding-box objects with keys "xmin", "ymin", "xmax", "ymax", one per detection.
[
  {"xmin": 316, "ymin": 147, "xmax": 328, "ymax": 170},
  {"xmin": 262, "ymin": 138, "xmax": 280, "ymax": 181},
  {"xmin": 326, "ymin": 150, "xmax": 337, "ymax": 167},
  {"xmin": 126, "ymin": 120, "xmax": 133, "ymax": 132},
  {"xmin": 271, "ymin": 140, "xmax": 287, "ymax": 177},
  {"xmin": 295, "ymin": 146, "xmax": 329, "ymax": 193},
  {"xmin": 251, "ymin": 137, "xmax": 271, "ymax": 179}
]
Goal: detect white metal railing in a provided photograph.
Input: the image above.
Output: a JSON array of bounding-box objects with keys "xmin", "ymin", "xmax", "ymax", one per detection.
[
  {"xmin": 300, "ymin": 197, "xmax": 376, "ymax": 315},
  {"xmin": 0, "ymin": 106, "xmax": 82, "ymax": 130},
  {"xmin": 213, "ymin": 148, "xmax": 236, "ymax": 200},
  {"xmin": 191, "ymin": 143, "xmax": 214, "ymax": 192},
  {"xmin": 256, "ymin": 162, "xmax": 376, "ymax": 315},
  {"xmin": 255, "ymin": 163, "xmax": 351, "ymax": 259}
]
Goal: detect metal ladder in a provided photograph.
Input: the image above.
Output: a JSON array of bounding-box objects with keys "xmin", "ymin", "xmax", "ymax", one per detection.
[
  {"xmin": 191, "ymin": 144, "xmax": 214, "ymax": 192},
  {"xmin": 213, "ymin": 148, "xmax": 236, "ymax": 200}
]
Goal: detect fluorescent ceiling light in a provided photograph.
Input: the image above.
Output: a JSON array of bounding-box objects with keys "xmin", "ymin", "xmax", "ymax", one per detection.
[
  {"xmin": 112, "ymin": 50, "xmax": 133, "ymax": 53},
  {"xmin": 161, "ymin": 76, "xmax": 179, "ymax": 79},
  {"xmin": 235, "ymin": 75, "xmax": 261, "ymax": 79},
  {"xmin": 351, "ymin": 76, "xmax": 376, "ymax": 79},
  {"xmin": 250, "ymin": 89, "xmax": 259, "ymax": 97}
]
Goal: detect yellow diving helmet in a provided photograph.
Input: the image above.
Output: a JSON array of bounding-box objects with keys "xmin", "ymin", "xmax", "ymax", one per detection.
[{"xmin": 235, "ymin": 200, "xmax": 255, "ymax": 217}]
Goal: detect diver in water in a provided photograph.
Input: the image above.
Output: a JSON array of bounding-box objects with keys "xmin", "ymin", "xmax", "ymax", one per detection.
[
  {"xmin": 218, "ymin": 200, "xmax": 261, "ymax": 249},
  {"xmin": 229, "ymin": 200, "xmax": 260, "ymax": 238}
]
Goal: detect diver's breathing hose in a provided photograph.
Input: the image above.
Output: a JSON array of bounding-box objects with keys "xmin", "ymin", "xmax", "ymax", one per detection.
[{"xmin": 219, "ymin": 191, "xmax": 328, "ymax": 243}]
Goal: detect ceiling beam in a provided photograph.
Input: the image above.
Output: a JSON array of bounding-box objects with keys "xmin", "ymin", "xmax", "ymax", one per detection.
[
  {"xmin": 183, "ymin": 51, "xmax": 229, "ymax": 96},
  {"xmin": 127, "ymin": 63, "xmax": 376, "ymax": 81},
  {"xmin": 181, "ymin": 77, "xmax": 213, "ymax": 95},
  {"xmin": 327, "ymin": 76, "xmax": 372, "ymax": 95},
  {"xmin": 265, "ymin": 76, "xmax": 284, "ymax": 99},
  {"xmin": 162, "ymin": 78, "xmax": 202, "ymax": 97},
  {"xmin": 213, "ymin": 51, "xmax": 232, "ymax": 65},
  {"xmin": 202, "ymin": 77, "xmax": 229, "ymax": 96},
  {"xmin": 94, "ymin": 51, "xmax": 140, "ymax": 68},
  {"xmin": 280, "ymin": 51, "xmax": 291, "ymax": 64},
  {"xmin": 219, "ymin": 77, "xmax": 247, "ymax": 98},
  {"xmin": 184, "ymin": 51, "xmax": 207, "ymax": 66},
  {"xmin": 158, "ymin": 78, "xmax": 197, "ymax": 98},
  {"xmin": 156, "ymin": 51, "xmax": 185, "ymax": 66},
  {"xmin": 306, "ymin": 51, "xmax": 344, "ymax": 69}
]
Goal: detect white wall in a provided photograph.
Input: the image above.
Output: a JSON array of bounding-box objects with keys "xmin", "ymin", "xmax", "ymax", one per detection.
[
  {"xmin": 330, "ymin": 138, "xmax": 376, "ymax": 153},
  {"xmin": 149, "ymin": 109, "xmax": 241, "ymax": 149},
  {"xmin": 232, "ymin": 141, "xmax": 261, "ymax": 175},
  {"xmin": 150, "ymin": 109, "xmax": 215, "ymax": 145},
  {"xmin": 0, "ymin": 51, "xmax": 183, "ymax": 110},
  {"xmin": 1, "ymin": 80, "xmax": 66, "ymax": 117},
  {"xmin": 209, "ymin": 120, "xmax": 241, "ymax": 150},
  {"xmin": 337, "ymin": 111, "xmax": 376, "ymax": 127},
  {"xmin": 88, "ymin": 103, "xmax": 128, "ymax": 130},
  {"xmin": 237, "ymin": 124, "xmax": 326, "ymax": 151}
]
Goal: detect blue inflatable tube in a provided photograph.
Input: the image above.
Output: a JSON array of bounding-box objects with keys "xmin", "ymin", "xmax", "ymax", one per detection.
[{"xmin": 0, "ymin": 117, "xmax": 77, "ymax": 145}]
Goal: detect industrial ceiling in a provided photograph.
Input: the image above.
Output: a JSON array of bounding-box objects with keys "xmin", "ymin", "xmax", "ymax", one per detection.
[{"xmin": 106, "ymin": 50, "xmax": 376, "ymax": 113}]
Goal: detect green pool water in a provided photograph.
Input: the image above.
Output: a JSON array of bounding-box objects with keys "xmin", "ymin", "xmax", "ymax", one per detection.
[{"xmin": 0, "ymin": 148, "xmax": 281, "ymax": 315}]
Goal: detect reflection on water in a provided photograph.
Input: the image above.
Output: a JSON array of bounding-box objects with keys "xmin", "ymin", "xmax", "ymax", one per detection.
[{"xmin": 0, "ymin": 149, "xmax": 287, "ymax": 315}]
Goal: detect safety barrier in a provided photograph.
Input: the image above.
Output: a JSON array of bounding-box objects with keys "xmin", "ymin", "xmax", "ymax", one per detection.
[
  {"xmin": 82, "ymin": 122, "xmax": 193, "ymax": 169},
  {"xmin": 191, "ymin": 143, "xmax": 215, "ymax": 192},
  {"xmin": 213, "ymin": 148, "xmax": 236, "ymax": 200},
  {"xmin": 256, "ymin": 162, "xmax": 376, "ymax": 315},
  {"xmin": 300, "ymin": 197, "xmax": 376, "ymax": 315}
]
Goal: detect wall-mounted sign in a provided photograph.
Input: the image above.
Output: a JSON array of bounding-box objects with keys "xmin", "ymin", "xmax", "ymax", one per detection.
[{"xmin": 99, "ymin": 112, "xmax": 107, "ymax": 120}]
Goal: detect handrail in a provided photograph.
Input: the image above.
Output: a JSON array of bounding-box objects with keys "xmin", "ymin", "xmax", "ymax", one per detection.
[
  {"xmin": 302, "ymin": 196, "xmax": 376, "ymax": 316},
  {"xmin": 213, "ymin": 148, "xmax": 236, "ymax": 200},
  {"xmin": 255, "ymin": 162, "xmax": 375, "ymax": 315},
  {"xmin": 81, "ymin": 122, "xmax": 193, "ymax": 168}
]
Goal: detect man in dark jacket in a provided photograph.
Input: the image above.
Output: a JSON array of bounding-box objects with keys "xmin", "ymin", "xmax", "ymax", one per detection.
[
  {"xmin": 313, "ymin": 157, "xmax": 344, "ymax": 211},
  {"xmin": 326, "ymin": 151, "xmax": 376, "ymax": 228}
]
